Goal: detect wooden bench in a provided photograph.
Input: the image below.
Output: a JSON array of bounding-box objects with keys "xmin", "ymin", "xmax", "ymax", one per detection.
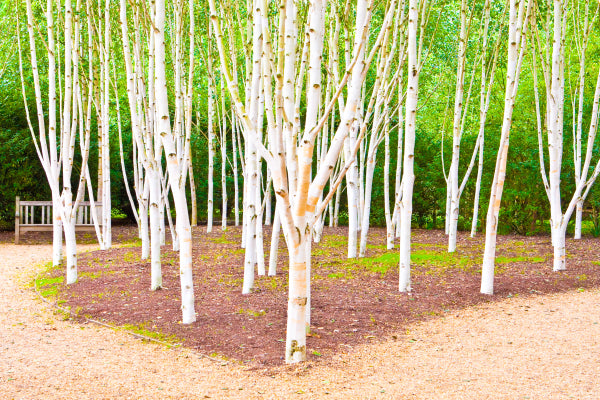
[{"xmin": 15, "ymin": 196, "xmax": 102, "ymax": 244}]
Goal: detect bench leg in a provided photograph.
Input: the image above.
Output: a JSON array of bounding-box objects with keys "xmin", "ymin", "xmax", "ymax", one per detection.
[{"xmin": 15, "ymin": 196, "xmax": 20, "ymax": 245}]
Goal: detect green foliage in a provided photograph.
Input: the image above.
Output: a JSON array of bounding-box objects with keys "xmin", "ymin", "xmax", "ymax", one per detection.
[
  {"xmin": 2, "ymin": 0, "xmax": 600, "ymax": 239},
  {"xmin": 110, "ymin": 208, "xmax": 128, "ymax": 219}
]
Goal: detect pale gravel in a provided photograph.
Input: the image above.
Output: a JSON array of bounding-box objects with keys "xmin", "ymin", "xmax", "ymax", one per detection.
[{"xmin": 1, "ymin": 243, "xmax": 599, "ymax": 399}]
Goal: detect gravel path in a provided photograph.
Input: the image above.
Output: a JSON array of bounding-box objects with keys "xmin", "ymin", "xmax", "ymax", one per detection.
[{"xmin": 2, "ymin": 243, "xmax": 599, "ymax": 399}]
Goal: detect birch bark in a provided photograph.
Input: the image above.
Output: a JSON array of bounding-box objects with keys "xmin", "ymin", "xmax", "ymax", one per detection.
[
  {"xmin": 447, "ymin": 0, "xmax": 468, "ymax": 253},
  {"xmin": 481, "ymin": 0, "xmax": 531, "ymax": 294},
  {"xmin": 154, "ymin": 0, "xmax": 196, "ymax": 323},
  {"xmin": 210, "ymin": 0, "xmax": 393, "ymax": 363},
  {"xmin": 398, "ymin": 0, "xmax": 422, "ymax": 292}
]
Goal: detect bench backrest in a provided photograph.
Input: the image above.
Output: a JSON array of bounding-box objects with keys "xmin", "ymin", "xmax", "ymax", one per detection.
[{"xmin": 15, "ymin": 196, "xmax": 103, "ymax": 226}]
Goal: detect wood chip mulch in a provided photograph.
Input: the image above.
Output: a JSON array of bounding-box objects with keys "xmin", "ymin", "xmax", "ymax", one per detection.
[{"xmin": 25, "ymin": 225, "xmax": 600, "ymax": 368}]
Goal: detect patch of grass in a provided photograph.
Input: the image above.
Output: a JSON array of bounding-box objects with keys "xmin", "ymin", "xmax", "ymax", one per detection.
[
  {"xmin": 411, "ymin": 249, "xmax": 477, "ymax": 275},
  {"xmin": 313, "ymin": 248, "xmax": 328, "ymax": 256},
  {"xmin": 37, "ymin": 276, "xmax": 64, "ymax": 287},
  {"xmin": 327, "ymin": 271, "xmax": 355, "ymax": 279},
  {"xmin": 40, "ymin": 285, "xmax": 60, "ymax": 298},
  {"xmin": 358, "ymin": 253, "xmax": 398, "ymax": 277},
  {"xmin": 209, "ymin": 234, "xmax": 235, "ymax": 245},
  {"xmin": 119, "ymin": 240, "xmax": 143, "ymax": 248},
  {"xmin": 322, "ymin": 253, "xmax": 398, "ymax": 279},
  {"xmin": 80, "ymin": 271, "xmax": 104, "ymax": 280},
  {"xmin": 366, "ymin": 243, "xmax": 387, "ymax": 249},
  {"xmin": 28, "ymin": 261, "xmax": 62, "ymax": 288},
  {"xmin": 35, "ymin": 272, "xmax": 64, "ymax": 299},
  {"xmin": 320, "ymin": 235, "xmax": 348, "ymax": 248},
  {"xmin": 123, "ymin": 251, "xmax": 141, "ymax": 263},
  {"xmin": 260, "ymin": 277, "xmax": 281, "ymax": 290},
  {"xmin": 122, "ymin": 322, "xmax": 181, "ymax": 345},
  {"xmin": 497, "ymin": 241, "xmax": 538, "ymax": 255},
  {"xmin": 419, "ymin": 310, "xmax": 441, "ymax": 317},
  {"xmin": 412, "ymin": 243, "xmax": 446, "ymax": 249},
  {"xmin": 495, "ymin": 255, "xmax": 545, "ymax": 264},
  {"xmin": 217, "ymin": 274, "xmax": 244, "ymax": 287},
  {"xmin": 237, "ymin": 308, "xmax": 266, "ymax": 317}
]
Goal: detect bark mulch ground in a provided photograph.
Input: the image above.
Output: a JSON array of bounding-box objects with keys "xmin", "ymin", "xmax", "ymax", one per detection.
[{"xmin": 15, "ymin": 225, "xmax": 600, "ymax": 368}]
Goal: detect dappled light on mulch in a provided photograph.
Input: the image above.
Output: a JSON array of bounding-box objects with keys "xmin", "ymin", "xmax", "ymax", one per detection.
[{"xmin": 30, "ymin": 225, "xmax": 600, "ymax": 367}]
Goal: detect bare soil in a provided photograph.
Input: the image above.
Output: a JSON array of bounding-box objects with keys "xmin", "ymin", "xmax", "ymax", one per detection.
[{"xmin": 15, "ymin": 225, "xmax": 600, "ymax": 368}]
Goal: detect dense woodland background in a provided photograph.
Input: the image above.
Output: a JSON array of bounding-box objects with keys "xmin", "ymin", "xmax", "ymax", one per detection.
[{"xmin": 1, "ymin": 0, "xmax": 599, "ymax": 237}]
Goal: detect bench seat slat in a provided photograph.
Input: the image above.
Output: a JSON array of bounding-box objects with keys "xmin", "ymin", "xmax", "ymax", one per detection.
[{"xmin": 15, "ymin": 196, "xmax": 102, "ymax": 244}]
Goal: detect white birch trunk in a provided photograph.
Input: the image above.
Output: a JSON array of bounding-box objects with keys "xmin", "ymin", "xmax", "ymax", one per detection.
[
  {"xmin": 574, "ymin": 201, "xmax": 583, "ymax": 239},
  {"xmin": 149, "ymin": 168, "xmax": 162, "ymax": 290},
  {"xmin": 232, "ymin": 111, "xmax": 240, "ymax": 226},
  {"xmin": 256, "ymin": 159, "xmax": 266, "ymax": 276},
  {"xmin": 285, "ymin": 225, "xmax": 309, "ymax": 363},
  {"xmin": 220, "ymin": 79, "xmax": 228, "ymax": 230},
  {"xmin": 154, "ymin": 0, "xmax": 195, "ymax": 323},
  {"xmin": 140, "ymin": 195, "xmax": 150, "ymax": 259},
  {"xmin": 447, "ymin": 0, "xmax": 468, "ymax": 253},
  {"xmin": 345, "ymin": 123, "xmax": 360, "ymax": 259},
  {"xmin": 52, "ymin": 201, "xmax": 63, "ymax": 266},
  {"xmin": 209, "ymin": 0, "xmax": 391, "ymax": 364},
  {"xmin": 572, "ymin": 2, "xmax": 589, "ymax": 240},
  {"xmin": 207, "ymin": 25, "xmax": 215, "ymax": 233},
  {"xmin": 398, "ymin": 0, "xmax": 419, "ymax": 293},
  {"xmin": 481, "ymin": 0, "xmax": 531, "ymax": 294},
  {"xmin": 394, "ymin": 102, "xmax": 404, "ymax": 238},
  {"xmin": 384, "ymin": 123, "xmax": 394, "ymax": 249},
  {"xmin": 268, "ymin": 203, "xmax": 281, "ymax": 276},
  {"xmin": 547, "ymin": 0, "xmax": 565, "ymax": 269},
  {"xmin": 64, "ymin": 217, "xmax": 77, "ymax": 284},
  {"xmin": 101, "ymin": 0, "xmax": 112, "ymax": 249},
  {"xmin": 241, "ymin": 0, "xmax": 263, "ymax": 294}
]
